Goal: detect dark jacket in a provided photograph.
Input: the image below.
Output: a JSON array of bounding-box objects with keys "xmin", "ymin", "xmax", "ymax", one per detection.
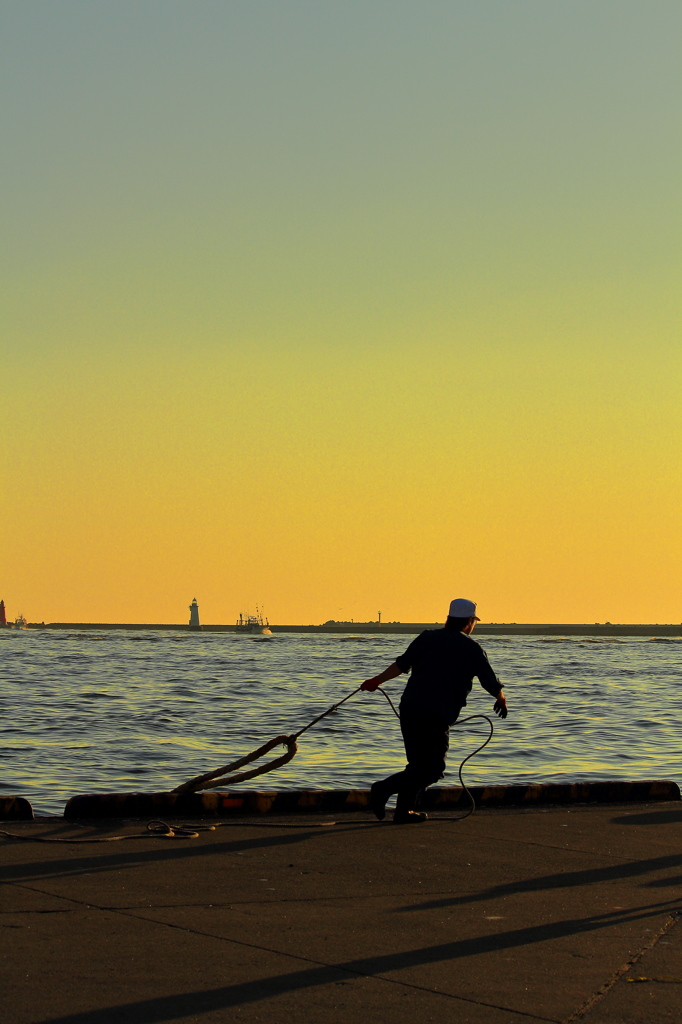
[{"xmin": 396, "ymin": 627, "xmax": 502, "ymax": 723}]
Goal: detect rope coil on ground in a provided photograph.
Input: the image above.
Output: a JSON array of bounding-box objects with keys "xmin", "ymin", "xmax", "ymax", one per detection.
[
  {"xmin": 0, "ymin": 820, "xmax": 216, "ymax": 843},
  {"xmin": 0, "ymin": 818, "xmax": 344, "ymax": 843}
]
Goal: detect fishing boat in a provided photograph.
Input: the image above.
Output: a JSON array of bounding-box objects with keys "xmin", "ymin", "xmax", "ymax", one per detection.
[
  {"xmin": 235, "ymin": 607, "xmax": 272, "ymax": 635},
  {"xmin": 13, "ymin": 614, "xmax": 27, "ymax": 630}
]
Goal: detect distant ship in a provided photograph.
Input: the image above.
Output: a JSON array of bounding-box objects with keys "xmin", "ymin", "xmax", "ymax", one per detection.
[
  {"xmin": 235, "ymin": 607, "xmax": 272, "ymax": 635},
  {"xmin": 13, "ymin": 614, "xmax": 27, "ymax": 630}
]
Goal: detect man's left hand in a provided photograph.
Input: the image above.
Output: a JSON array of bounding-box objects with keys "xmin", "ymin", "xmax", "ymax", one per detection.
[{"xmin": 493, "ymin": 693, "xmax": 508, "ymax": 718}]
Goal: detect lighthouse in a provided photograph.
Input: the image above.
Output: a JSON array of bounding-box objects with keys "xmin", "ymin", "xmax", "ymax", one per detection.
[{"xmin": 189, "ymin": 598, "xmax": 201, "ymax": 631}]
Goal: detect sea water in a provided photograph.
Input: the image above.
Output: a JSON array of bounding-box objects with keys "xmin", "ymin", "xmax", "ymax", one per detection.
[{"xmin": 1, "ymin": 629, "xmax": 680, "ymax": 816}]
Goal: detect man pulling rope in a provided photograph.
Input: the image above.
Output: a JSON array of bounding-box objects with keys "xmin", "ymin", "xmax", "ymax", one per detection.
[
  {"xmin": 172, "ymin": 597, "xmax": 507, "ymax": 814},
  {"xmin": 361, "ymin": 598, "xmax": 508, "ymax": 824}
]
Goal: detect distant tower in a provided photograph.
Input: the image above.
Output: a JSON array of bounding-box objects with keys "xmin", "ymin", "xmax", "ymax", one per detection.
[
  {"xmin": 0, "ymin": 600, "xmax": 5, "ymax": 627},
  {"xmin": 189, "ymin": 598, "xmax": 201, "ymax": 630}
]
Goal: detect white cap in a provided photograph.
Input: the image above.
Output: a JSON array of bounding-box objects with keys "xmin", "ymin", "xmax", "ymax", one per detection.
[{"xmin": 448, "ymin": 598, "xmax": 480, "ymax": 620}]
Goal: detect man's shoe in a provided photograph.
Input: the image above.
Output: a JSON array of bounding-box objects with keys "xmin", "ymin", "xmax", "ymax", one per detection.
[
  {"xmin": 393, "ymin": 811, "xmax": 428, "ymax": 824},
  {"xmin": 369, "ymin": 782, "xmax": 390, "ymax": 821}
]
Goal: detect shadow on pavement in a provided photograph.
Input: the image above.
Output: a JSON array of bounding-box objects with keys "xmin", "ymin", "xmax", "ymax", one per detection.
[
  {"xmin": 33, "ymin": 898, "xmax": 682, "ymax": 1024},
  {"xmin": 612, "ymin": 808, "xmax": 682, "ymax": 826},
  {"xmin": 0, "ymin": 826, "xmax": 346, "ymax": 884},
  {"xmin": 396, "ymin": 852, "xmax": 682, "ymax": 912}
]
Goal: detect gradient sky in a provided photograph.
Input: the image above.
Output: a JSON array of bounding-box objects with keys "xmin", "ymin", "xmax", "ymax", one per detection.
[{"xmin": 2, "ymin": 1, "xmax": 680, "ymax": 625}]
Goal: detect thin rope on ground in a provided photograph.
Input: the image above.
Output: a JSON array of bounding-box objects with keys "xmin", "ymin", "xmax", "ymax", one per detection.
[
  {"xmin": 0, "ymin": 818, "xmax": 343, "ymax": 842},
  {"xmin": 0, "ymin": 820, "xmax": 213, "ymax": 843}
]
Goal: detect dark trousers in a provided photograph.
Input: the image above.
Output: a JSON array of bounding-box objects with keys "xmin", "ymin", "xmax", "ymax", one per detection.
[{"xmin": 378, "ymin": 702, "xmax": 455, "ymax": 814}]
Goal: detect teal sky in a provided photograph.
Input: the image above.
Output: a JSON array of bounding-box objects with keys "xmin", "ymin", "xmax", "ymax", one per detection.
[{"xmin": 4, "ymin": 1, "xmax": 679, "ymax": 349}]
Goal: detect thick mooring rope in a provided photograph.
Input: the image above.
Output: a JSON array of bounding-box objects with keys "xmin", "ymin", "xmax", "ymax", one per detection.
[
  {"xmin": 173, "ymin": 686, "xmax": 364, "ymax": 794},
  {"xmin": 172, "ymin": 734, "xmax": 299, "ymax": 794}
]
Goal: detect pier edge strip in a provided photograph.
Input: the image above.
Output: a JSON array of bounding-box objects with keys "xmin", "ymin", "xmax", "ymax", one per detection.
[{"xmin": 60, "ymin": 780, "xmax": 680, "ymax": 820}]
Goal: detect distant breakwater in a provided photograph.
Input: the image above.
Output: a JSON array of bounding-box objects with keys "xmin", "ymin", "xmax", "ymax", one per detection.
[{"xmin": 25, "ymin": 622, "xmax": 682, "ymax": 636}]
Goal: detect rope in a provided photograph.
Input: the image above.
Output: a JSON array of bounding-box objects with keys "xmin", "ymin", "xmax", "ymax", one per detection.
[
  {"xmin": 291, "ymin": 685, "xmax": 364, "ymax": 739},
  {"xmin": 173, "ymin": 686, "xmax": 364, "ymax": 793},
  {"xmin": 173, "ymin": 687, "xmax": 366, "ymax": 794},
  {"xmin": 447, "ymin": 714, "xmax": 494, "ymax": 821},
  {"xmin": 0, "ymin": 820, "xmax": 214, "ymax": 843},
  {"xmin": 377, "ymin": 687, "xmax": 400, "ymax": 718},
  {"xmin": 0, "ymin": 818, "xmax": 341, "ymax": 843},
  {"xmin": 172, "ymin": 682, "xmax": 495, "ymax": 824},
  {"xmin": 0, "ymin": 686, "xmax": 495, "ymax": 843},
  {"xmin": 172, "ymin": 734, "xmax": 298, "ymax": 794},
  {"xmin": 1, "ymin": 704, "xmax": 492, "ymax": 842}
]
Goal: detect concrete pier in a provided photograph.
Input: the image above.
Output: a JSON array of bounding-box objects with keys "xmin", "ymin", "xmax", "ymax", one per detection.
[{"xmin": 3, "ymin": 801, "xmax": 682, "ymax": 1023}]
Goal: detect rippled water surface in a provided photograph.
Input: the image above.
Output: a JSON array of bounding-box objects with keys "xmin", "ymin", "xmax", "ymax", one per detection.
[{"xmin": 1, "ymin": 630, "xmax": 680, "ymax": 815}]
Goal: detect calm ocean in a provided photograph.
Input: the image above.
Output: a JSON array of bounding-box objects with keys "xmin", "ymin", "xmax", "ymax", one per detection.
[{"xmin": 1, "ymin": 629, "xmax": 680, "ymax": 816}]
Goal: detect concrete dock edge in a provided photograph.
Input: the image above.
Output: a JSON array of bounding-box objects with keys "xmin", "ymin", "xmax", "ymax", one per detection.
[{"xmin": 63, "ymin": 780, "xmax": 680, "ymax": 819}]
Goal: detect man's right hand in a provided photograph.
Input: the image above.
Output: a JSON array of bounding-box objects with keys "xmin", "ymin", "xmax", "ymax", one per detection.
[
  {"xmin": 493, "ymin": 692, "xmax": 508, "ymax": 718},
  {"xmin": 360, "ymin": 662, "xmax": 403, "ymax": 692}
]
